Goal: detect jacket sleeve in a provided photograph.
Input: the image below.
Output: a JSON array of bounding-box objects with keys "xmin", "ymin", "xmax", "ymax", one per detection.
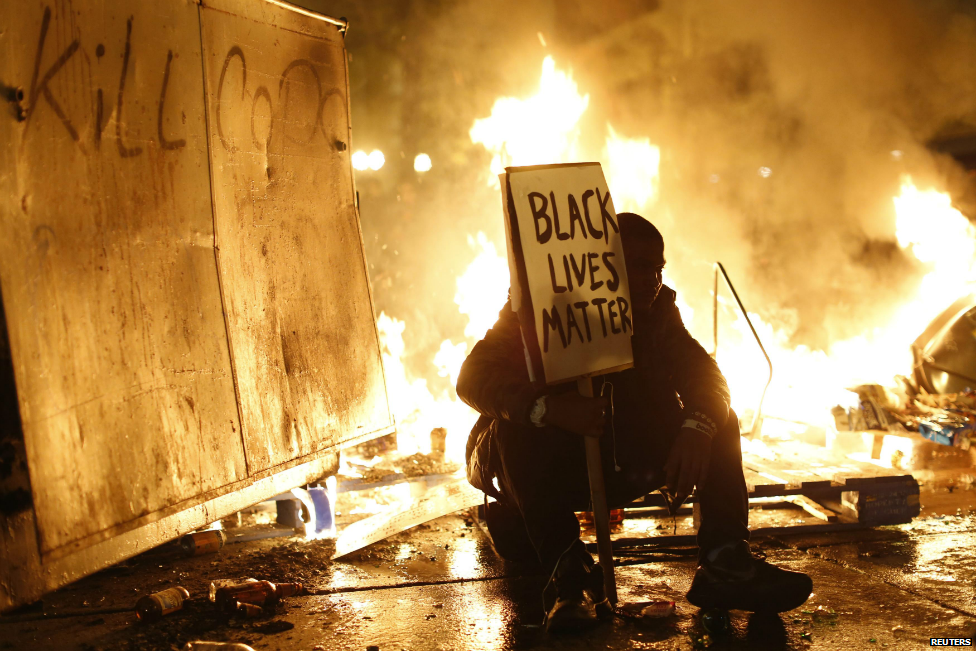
[
  {"xmin": 656, "ymin": 289, "xmax": 732, "ymax": 429},
  {"xmin": 456, "ymin": 299, "xmax": 544, "ymax": 426}
]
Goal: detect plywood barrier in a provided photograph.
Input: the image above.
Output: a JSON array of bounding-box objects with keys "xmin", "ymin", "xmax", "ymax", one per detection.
[{"xmin": 0, "ymin": 0, "xmax": 392, "ymax": 611}]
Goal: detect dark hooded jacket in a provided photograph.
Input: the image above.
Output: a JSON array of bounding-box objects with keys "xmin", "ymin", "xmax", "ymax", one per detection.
[{"xmin": 456, "ymin": 286, "xmax": 731, "ymax": 498}]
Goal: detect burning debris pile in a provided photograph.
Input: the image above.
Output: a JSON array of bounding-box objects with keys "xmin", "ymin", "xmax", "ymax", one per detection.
[
  {"xmin": 832, "ymin": 384, "xmax": 976, "ymax": 468},
  {"xmin": 365, "ymin": 53, "xmax": 976, "ymax": 481},
  {"xmin": 340, "ymin": 432, "xmax": 460, "ymax": 484}
]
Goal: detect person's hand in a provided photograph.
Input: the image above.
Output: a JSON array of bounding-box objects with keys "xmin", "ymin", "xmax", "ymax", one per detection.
[
  {"xmin": 664, "ymin": 427, "xmax": 712, "ymax": 505},
  {"xmin": 541, "ymin": 391, "xmax": 610, "ymax": 438}
]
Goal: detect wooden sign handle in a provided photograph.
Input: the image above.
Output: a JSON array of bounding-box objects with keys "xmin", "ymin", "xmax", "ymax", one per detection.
[{"xmin": 578, "ymin": 376, "xmax": 618, "ymax": 605}]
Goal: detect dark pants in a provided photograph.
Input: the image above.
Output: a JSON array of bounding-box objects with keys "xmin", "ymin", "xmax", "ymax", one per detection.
[{"xmin": 492, "ymin": 409, "xmax": 749, "ymax": 572}]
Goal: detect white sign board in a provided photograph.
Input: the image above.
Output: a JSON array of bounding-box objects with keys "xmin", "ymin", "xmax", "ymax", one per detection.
[{"xmin": 501, "ymin": 163, "xmax": 633, "ymax": 384}]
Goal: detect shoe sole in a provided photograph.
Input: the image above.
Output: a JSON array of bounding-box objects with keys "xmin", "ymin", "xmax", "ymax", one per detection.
[{"xmin": 686, "ymin": 578, "xmax": 813, "ymax": 613}]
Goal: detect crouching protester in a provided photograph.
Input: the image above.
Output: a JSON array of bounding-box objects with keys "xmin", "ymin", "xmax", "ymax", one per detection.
[{"xmin": 456, "ymin": 212, "xmax": 813, "ymax": 633}]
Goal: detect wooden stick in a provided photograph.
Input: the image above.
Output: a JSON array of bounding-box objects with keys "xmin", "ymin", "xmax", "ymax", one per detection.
[
  {"xmin": 785, "ymin": 495, "xmax": 839, "ymax": 522},
  {"xmin": 578, "ymin": 376, "xmax": 618, "ymax": 605},
  {"xmin": 332, "ymin": 477, "xmax": 483, "ymax": 559}
]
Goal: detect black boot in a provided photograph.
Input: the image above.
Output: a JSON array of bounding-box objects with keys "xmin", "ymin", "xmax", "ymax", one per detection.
[
  {"xmin": 578, "ymin": 551, "xmax": 613, "ymax": 619},
  {"xmin": 546, "ymin": 542, "xmax": 599, "ymax": 633},
  {"xmin": 686, "ymin": 541, "xmax": 813, "ymax": 613}
]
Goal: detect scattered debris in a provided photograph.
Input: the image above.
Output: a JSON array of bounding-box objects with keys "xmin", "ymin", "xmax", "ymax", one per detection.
[
  {"xmin": 182, "ymin": 643, "xmax": 256, "ymax": 650},
  {"xmin": 918, "ymin": 411, "xmax": 973, "ymax": 448},
  {"xmin": 181, "ymin": 530, "xmax": 227, "ymax": 557},
  {"xmin": 233, "ymin": 602, "xmax": 263, "ymax": 618},
  {"xmin": 135, "ymin": 586, "xmax": 190, "ymax": 623},
  {"xmin": 209, "ymin": 579, "xmax": 258, "ymax": 602},
  {"xmin": 700, "ymin": 609, "xmax": 729, "ymax": 634},
  {"xmin": 639, "ymin": 600, "xmax": 676, "ymax": 619},
  {"xmin": 334, "ymin": 478, "xmax": 482, "ymax": 558},
  {"xmin": 833, "ymin": 385, "xmax": 976, "ymax": 453},
  {"xmin": 212, "ymin": 580, "xmax": 302, "ymax": 613},
  {"xmin": 341, "ymin": 449, "xmax": 460, "ymax": 484}
]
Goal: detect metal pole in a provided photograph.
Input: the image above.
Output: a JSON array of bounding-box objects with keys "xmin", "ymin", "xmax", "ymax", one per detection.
[
  {"xmin": 714, "ymin": 262, "xmax": 773, "ymax": 438},
  {"xmin": 712, "ymin": 265, "xmax": 719, "ymax": 358},
  {"xmin": 578, "ymin": 376, "xmax": 617, "ymax": 605}
]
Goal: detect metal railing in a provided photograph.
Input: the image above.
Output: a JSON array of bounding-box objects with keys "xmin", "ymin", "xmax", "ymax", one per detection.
[{"xmin": 712, "ymin": 262, "xmax": 773, "ymax": 438}]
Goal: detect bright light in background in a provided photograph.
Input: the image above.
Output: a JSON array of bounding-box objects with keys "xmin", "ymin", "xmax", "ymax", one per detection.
[
  {"xmin": 455, "ymin": 233, "xmax": 511, "ymax": 341},
  {"xmin": 469, "ymin": 56, "xmax": 589, "ymax": 182},
  {"xmin": 368, "ymin": 149, "xmax": 386, "ymax": 171},
  {"xmin": 894, "ymin": 176, "xmax": 976, "ymax": 310},
  {"xmin": 603, "ymin": 126, "xmax": 661, "ymax": 212},
  {"xmin": 414, "ymin": 153, "xmax": 432, "ymax": 172},
  {"xmin": 371, "ymin": 54, "xmax": 976, "ymax": 478},
  {"xmin": 352, "ymin": 150, "xmax": 369, "ymax": 171},
  {"xmin": 374, "ymin": 233, "xmax": 510, "ymax": 463},
  {"xmin": 716, "ymin": 177, "xmax": 976, "ymax": 428}
]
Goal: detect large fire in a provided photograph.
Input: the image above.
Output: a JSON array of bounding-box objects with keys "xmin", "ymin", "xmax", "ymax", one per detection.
[
  {"xmin": 371, "ymin": 56, "xmax": 973, "ymax": 471},
  {"xmin": 374, "ymin": 233, "xmax": 508, "ymax": 464},
  {"xmin": 470, "ymin": 56, "xmax": 590, "ymax": 180},
  {"xmin": 721, "ymin": 177, "xmax": 976, "ymax": 432}
]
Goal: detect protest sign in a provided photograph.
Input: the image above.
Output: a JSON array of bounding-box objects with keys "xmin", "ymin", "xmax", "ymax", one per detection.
[{"xmin": 501, "ymin": 162, "xmax": 634, "ymax": 385}]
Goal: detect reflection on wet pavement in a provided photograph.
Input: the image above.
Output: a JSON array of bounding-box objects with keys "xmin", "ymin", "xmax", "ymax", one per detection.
[{"xmin": 5, "ymin": 501, "xmax": 976, "ymax": 650}]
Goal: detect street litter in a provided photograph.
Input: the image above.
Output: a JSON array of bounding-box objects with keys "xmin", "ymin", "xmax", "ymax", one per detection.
[
  {"xmin": 640, "ymin": 600, "xmax": 676, "ymax": 618},
  {"xmin": 700, "ymin": 608, "xmax": 730, "ymax": 635},
  {"xmin": 212, "ymin": 580, "xmax": 303, "ymax": 614},
  {"xmin": 135, "ymin": 586, "xmax": 190, "ymax": 623},
  {"xmin": 181, "ymin": 530, "xmax": 227, "ymax": 557}
]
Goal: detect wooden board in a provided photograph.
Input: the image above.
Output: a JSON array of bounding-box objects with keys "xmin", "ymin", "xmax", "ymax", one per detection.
[
  {"xmin": 0, "ymin": 1, "xmax": 246, "ymax": 556},
  {"xmin": 0, "ymin": 1, "xmax": 393, "ymax": 606},
  {"xmin": 199, "ymin": 0, "xmax": 391, "ymax": 473},
  {"xmin": 627, "ymin": 440, "xmax": 919, "ymax": 528},
  {"xmin": 333, "ymin": 477, "xmax": 483, "ymax": 559}
]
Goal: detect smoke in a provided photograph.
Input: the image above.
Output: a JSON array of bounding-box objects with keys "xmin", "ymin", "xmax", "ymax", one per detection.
[
  {"xmin": 302, "ymin": 0, "xmax": 976, "ymax": 382},
  {"xmin": 572, "ymin": 0, "xmax": 976, "ymax": 350}
]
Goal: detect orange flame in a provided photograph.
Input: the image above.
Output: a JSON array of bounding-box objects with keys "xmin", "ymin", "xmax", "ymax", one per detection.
[{"xmin": 379, "ymin": 57, "xmax": 969, "ymax": 474}]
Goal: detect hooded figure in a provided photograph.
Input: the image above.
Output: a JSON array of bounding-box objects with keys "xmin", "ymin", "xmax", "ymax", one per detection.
[{"xmin": 457, "ymin": 212, "xmax": 812, "ymax": 632}]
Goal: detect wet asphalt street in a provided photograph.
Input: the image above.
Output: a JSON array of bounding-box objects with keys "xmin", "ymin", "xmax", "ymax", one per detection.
[{"xmin": 3, "ymin": 483, "xmax": 976, "ymax": 651}]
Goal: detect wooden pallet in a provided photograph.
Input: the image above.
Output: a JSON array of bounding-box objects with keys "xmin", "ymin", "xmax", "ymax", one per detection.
[{"xmin": 627, "ymin": 439, "xmax": 920, "ymax": 528}]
